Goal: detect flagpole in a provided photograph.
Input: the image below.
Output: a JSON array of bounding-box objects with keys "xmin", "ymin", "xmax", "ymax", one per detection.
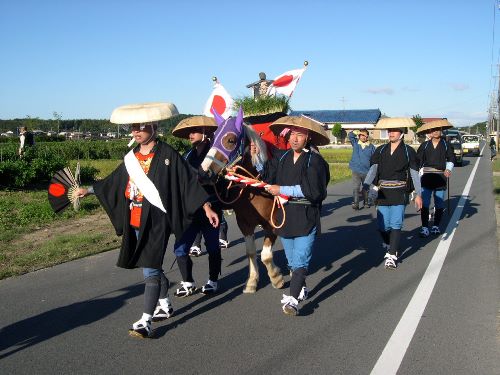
[{"xmin": 288, "ymin": 60, "xmax": 308, "ymax": 99}]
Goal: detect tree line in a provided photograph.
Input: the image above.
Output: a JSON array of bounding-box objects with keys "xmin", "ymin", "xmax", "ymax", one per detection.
[{"xmin": 0, "ymin": 114, "xmax": 193, "ymax": 135}]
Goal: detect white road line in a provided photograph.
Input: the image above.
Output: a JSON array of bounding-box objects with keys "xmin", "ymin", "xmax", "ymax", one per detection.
[{"xmin": 370, "ymin": 149, "xmax": 484, "ymax": 375}]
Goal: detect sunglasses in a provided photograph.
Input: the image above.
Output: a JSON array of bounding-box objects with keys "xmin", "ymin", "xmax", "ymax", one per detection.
[{"xmin": 131, "ymin": 124, "xmax": 148, "ymax": 131}]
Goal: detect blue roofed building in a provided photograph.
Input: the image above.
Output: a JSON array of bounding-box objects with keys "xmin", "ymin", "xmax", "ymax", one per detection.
[{"xmin": 290, "ymin": 109, "xmax": 382, "ymax": 143}]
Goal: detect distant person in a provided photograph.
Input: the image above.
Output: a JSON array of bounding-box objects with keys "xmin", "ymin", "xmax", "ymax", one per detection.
[
  {"xmin": 363, "ymin": 122, "xmax": 422, "ymax": 270},
  {"xmin": 490, "ymin": 137, "xmax": 496, "ymax": 161},
  {"xmin": 348, "ymin": 129, "xmax": 375, "ymax": 209},
  {"xmin": 415, "ymin": 122, "xmax": 455, "ymax": 237},
  {"xmin": 18, "ymin": 126, "xmax": 34, "ymax": 157}
]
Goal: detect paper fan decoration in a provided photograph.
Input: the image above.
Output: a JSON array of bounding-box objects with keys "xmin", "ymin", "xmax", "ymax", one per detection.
[{"xmin": 48, "ymin": 164, "xmax": 81, "ymax": 213}]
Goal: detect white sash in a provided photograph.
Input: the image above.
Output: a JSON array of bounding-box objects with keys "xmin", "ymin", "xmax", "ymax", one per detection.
[{"xmin": 124, "ymin": 150, "xmax": 166, "ymax": 213}]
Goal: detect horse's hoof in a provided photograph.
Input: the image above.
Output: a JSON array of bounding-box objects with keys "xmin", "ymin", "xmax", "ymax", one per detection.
[
  {"xmin": 272, "ymin": 278, "xmax": 285, "ymax": 289},
  {"xmin": 243, "ymin": 286, "xmax": 257, "ymax": 294}
]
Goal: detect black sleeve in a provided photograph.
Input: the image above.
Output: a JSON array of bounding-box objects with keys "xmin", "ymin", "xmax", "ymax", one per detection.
[
  {"xmin": 93, "ymin": 163, "xmax": 128, "ymax": 236},
  {"xmin": 300, "ymin": 154, "xmax": 328, "ymax": 204},
  {"xmin": 370, "ymin": 146, "xmax": 382, "ymax": 166},
  {"xmin": 416, "ymin": 142, "xmax": 425, "ymax": 167},
  {"xmin": 261, "ymin": 149, "xmax": 287, "ymax": 184},
  {"xmin": 407, "ymin": 146, "xmax": 419, "ymax": 171}
]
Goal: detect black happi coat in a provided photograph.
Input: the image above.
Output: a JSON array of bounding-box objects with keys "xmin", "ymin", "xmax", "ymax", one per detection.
[
  {"xmin": 416, "ymin": 139, "xmax": 455, "ymax": 190},
  {"xmin": 94, "ymin": 141, "xmax": 209, "ymax": 269},
  {"xmin": 182, "ymin": 139, "xmax": 222, "ymax": 223},
  {"xmin": 371, "ymin": 142, "xmax": 419, "ymax": 206},
  {"xmin": 265, "ymin": 149, "xmax": 329, "ymax": 237}
]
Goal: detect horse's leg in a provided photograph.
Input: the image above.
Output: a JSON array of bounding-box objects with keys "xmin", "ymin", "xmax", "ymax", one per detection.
[
  {"xmin": 243, "ymin": 234, "xmax": 259, "ymax": 293},
  {"xmin": 260, "ymin": 232, "xmax": 284, "ymax": 289}
]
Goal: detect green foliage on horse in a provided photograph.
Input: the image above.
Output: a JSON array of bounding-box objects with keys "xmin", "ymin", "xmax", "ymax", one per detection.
[{"xmin": 233, "ymin": 95, "xmax": 290, "ymax": 116}]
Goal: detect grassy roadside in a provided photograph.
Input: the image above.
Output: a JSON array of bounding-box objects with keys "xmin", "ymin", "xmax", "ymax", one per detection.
[{"xmin": 0, "ymin": 159, "xmax": 122, "ymax": 279}]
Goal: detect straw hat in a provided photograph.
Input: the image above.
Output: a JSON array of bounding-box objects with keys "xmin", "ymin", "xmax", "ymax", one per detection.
[
  {"xmin": 171, "ymin": 116, "xmax": 218, "ymax": 139},
  {"xmin": 416, "ymin": 119, "xmax": 453, "ymax": 134},
  {"xmin": 375, "ymin": 117, "xmax": 416, "ymax": 129},
  {"xmin": 110, "ymin": 102, "xmax": 179, "ymax": 124},
  {"xmin": 269, "ymin": 115, "xmax": 330, "ymax": 146}
]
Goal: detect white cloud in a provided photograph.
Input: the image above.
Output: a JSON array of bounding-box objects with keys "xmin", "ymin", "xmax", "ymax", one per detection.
[{"xmin": 364, "ymin": 87, "xmax": 394, "ymax": 95}]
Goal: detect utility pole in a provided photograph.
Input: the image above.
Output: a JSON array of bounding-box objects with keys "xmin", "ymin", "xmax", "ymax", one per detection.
[
  {"xmin": 497, "ymin": 64, "xmax": 500, "ymax": 151},
  {"xmin": 340, "ymin": 97, "xmax": 348, "ymax": 110}
]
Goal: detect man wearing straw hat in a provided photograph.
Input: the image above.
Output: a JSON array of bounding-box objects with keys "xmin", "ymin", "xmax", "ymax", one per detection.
[
  {"xmin": 362, "ymin": 118, "xmax": 423, "ymax": 269},
  {"xmin": 415, "ymin": 119, "xmax": 455, "ymax": 237},
  {"xmin": 170, "ymin": 116, "xmax": 224, "ymax": 296},
  {"xmin": 262, "ymin": 115, "xmax": 329, "ymax": 315},
  {"xmin": 76, "ymin": 103, "xmax": 219, "ymax": 338}
]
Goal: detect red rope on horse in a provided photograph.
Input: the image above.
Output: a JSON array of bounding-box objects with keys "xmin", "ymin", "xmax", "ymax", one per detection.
[{"xmin": 223, "ymin": 167, "xmax": 288, "ymax": 229}]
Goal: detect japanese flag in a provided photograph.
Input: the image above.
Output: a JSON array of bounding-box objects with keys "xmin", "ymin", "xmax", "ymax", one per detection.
[
  {"xmin": 266, "ymin": 68, "xmax": 306, "ymax": 97},
  {"xmin": 203, "ymin": 82, "xmax": 234, "ymax": 119}
]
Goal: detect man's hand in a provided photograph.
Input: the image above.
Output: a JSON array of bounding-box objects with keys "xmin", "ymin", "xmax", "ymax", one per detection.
[
  {"xmin": 414, "ymin": 195, "xmax": 423, "ymax": 211},
  {"xmin": 203, "ymin": 203, "xmax": 219, "ymax": 228},
  {"xmin": 265, "ymin": 184, "xmax": 280, "ymax": 196},
  {"xmin": 444, "ymin": 169, "xmax": 452, "ymax": 178},
  {"xmin": 360, "ymin": 183, "xmax": 370, "ymax": 192},
  {"xmin": 75, "ymin": 187, "xmax": 89, "ymax": 198}
]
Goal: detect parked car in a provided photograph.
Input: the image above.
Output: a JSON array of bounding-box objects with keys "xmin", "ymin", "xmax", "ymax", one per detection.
[{"xmin": 461, "ymin": 135, "xmax": 480, "ymax": 156}]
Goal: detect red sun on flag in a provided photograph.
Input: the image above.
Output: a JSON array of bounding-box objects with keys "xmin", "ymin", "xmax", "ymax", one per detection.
[
  {"xmin": 272, "ymin": 75, "xmax": 294, "ymax": 87},
  {"xmin": 210, "ymin": 95, "xmax": 226, "ymax": 115},
  {"xmin": 49, "ymin": 183, "xmax": 66, "ymax": 197}
]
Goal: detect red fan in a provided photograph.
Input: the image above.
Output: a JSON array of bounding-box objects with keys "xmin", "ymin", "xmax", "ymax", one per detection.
[{"xmin": 48, "ymin": 164, "xmax": 81, "ymax": 213}]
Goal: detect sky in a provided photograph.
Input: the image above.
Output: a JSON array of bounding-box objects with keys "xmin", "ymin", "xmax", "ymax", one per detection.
[{"xmin": 1, "ymin": 0, "xmax": 499, "ymax": 127}]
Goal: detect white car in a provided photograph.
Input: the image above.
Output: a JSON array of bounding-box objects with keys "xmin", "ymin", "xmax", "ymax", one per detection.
[{"xmin": 461, "ymin": 135, "xmax": 480, "ymax": 156}]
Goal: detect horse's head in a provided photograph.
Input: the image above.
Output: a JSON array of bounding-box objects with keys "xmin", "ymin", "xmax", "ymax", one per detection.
[{"xmin": 201, "ymin": 107, "xmax": 244, "ymax": 175}]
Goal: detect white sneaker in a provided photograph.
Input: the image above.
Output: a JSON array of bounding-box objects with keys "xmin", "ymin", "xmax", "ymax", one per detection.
[
  {"xmin": 189, "ymin": 246, "xmax": 202, "ymax": 257},
  {"xmin": 281, "ymin": 294, "xmax": 299, "ymax": 316},
  {"xmin": 297, "ymin": 286, "xmax": 308, "ymax": 302},
  {"xmin": 152, "ymin": 297, "xmax": 174, "ymax": 322},
  {"xmin": 219, "ymin": 239, "xmax": 229, "ymax": 248},
  {"xmin": 174, "ymin": 281, "xmax": 196, "ymax": 297},
  {"xmin": 201, "ymin": 279, "xmax": 218, "ymax": 295},
  {"xmin": 384, "ymin": 252, "xmax": 398, "ymax": 270},
  {"xmin": 129, "ymin": 313, "xmax": 152, "ymax": 338},
  {"xmin": 430, "ymin": 226, "xmax": 441, "ymax": 235},
  {"xmin": 419, "ymin": 227, "xmax": 430, "ymax": 238}
]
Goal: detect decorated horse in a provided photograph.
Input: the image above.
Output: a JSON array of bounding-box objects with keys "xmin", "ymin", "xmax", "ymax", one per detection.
[{"xmin": 200, "ymin": 107, "xmax": 286, "ymax": 293}]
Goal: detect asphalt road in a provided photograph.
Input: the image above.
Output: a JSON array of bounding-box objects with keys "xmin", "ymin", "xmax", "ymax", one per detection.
[{"xmin": 1, "ymin": 150, "xmax": 499, "ymax": 375}]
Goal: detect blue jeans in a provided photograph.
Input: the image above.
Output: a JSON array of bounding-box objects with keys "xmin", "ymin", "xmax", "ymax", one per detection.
[
  {"xmin": 174, "ymin": 221, "xmax": 220, "ymax": 257},
  {"xmin": 280, "ymin": 227, "xmax": 317, "ymax": 271},
  {"xmin": 134, "ymin": 229, "xmax": 164, "ymax": 279},
  {"xmin": 377, "ymin": 205, "xmax": 406, "ymax": 231},
  {"xmin": 421, "ymin": 188, "xmax": 445, "ymax": 209}
]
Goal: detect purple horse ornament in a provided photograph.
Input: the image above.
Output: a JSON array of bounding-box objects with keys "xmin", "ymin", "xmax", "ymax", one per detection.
[{"xmin": 201, "ymin": 107, "xmax": 285, "ymax": 293}]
